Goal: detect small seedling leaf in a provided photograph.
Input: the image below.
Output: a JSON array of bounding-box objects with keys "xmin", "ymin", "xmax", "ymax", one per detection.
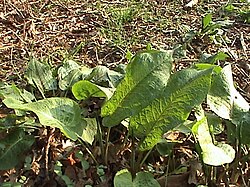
[
  {"xmin": 80, "ymin": 118, "xmax": 97, "ymax": 145},
  {"xmin": 102, "ymin": 50, "xmax": 173, "ymax": 127},
  {"xmin": 202, "ymin": 13, "xmax": 212, "ymax": 30}
]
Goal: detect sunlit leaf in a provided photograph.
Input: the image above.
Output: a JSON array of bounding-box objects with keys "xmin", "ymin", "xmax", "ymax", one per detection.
[
  {"xmin": 86, "ymin": 65, "xmax": 124, "ymax": 88},
  {"xmin": 102, "ymin": 50, "xmax": 173, "ymax": 127},
  {"xmin": 130, "ymin": 68, "xmax": 212, "ymax": 150},
  {"xmin": 3, "ymin": 97, "xmax": 86, "ymax": 141},
  {"xmin": 192, "ymin": 117, "xmax": 235, "ymax": 166},
  {"xmin": 207, "ymin": 65, "xmax": 249, "ymax": 119},
  {"xmin": 202, "ymin": 13, "xmax": 212, "ymax": 29},
  {"xmin": 72, "ymin": 80, "xmax": 114, "ymax": 100}
]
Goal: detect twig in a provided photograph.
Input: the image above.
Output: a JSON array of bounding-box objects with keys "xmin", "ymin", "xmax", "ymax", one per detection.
[{"xmin": 45, "ymin": 128, "xmax": 55, "ymax": 180}]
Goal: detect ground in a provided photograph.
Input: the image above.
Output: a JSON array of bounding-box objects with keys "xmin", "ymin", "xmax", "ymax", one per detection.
[{"xmin": 0, "ymin": 0, "xmax": 250, "ymax": 186}]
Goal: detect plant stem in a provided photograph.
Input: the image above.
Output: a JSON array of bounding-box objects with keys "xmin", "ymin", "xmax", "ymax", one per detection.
[
  {"xmin": 139, "ymin": 149, "xmax": 152, "ymax": 169},
  {"xmin": 78, "ymin": 138, "xmax": 98, "ymax": 166},
  {"xmin": 104, "ymin": 127, "xmax": 111, "ymax": 165},
  {"xmin": 96, "ymin": 117, "xmax": 105, "ymax": 159},
  {"xmin": 131, "ymin": 129, "xmax": 136, "ymax": 179}
]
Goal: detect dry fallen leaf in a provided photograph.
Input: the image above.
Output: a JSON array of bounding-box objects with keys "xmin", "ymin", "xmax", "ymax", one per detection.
[{"xmin": 185, "ymin": 0, "xmax": 199, "ymax": 7}]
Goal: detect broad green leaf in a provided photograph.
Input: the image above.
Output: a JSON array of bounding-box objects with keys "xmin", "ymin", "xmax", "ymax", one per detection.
[
  {"xmin": 102, "ymin": 50, "xmax": 173, "ymax": 127},
  {"xmin": 192, "ymin": 117, "xmax": 235, "ymax": 166},
  {"xmin": 207, "ymin": 65, "xmax": 249, "ymax": 119},
  {"xmin": 114, "ymin": 169, "xmax": 160, "ymax": 187},
  {"xmin": 3, "ymin": 97, "xmax": 86, "ymax": 141},
  {"xmin": 86, "ymin": 65, "xmax": 124, "ymax": 88},
  {"xmin": 80, "ymin": 118, "xmax": 97, "ymax": 145},
  {"xmin": 72, "ymin": 80, "xmax": 114, "ymax": 100},
  {"xmin": 202, "ymin": 13, "xmax": 212, "ymax": 29},
  {"xmin": 0, "ymin": 129, "xmax": 34, "ymax": 170},
  {"xmin": 130, "ymin": 68, "xmax": 212, "ymax": 150},
  {"xmin": 25, "ymin": 58, "xmax": 57, "ymax": 97},
  {"xmin": 58, "ymin": 60, "xmax": 92, "ymax": 90},
  {"xmin": 0, "ymin": 83, "xmax": 35, "ymax": 116},
  {"xmin": 0, "ymin": 83, "xmax": 35, "ymax": 103}
]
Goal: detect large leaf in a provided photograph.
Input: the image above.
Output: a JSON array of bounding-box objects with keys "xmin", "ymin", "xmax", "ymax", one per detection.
[
  {"xmin": 3, "ymin": 97, "xmax": 86, "ymax": 141},
  {"xmin": 114, "ymin": 169, "xmax": 160, "ymax": 187},
  {"xmin": 192, "ymin": 117, "xmax": 235, "ymax": 166},
  {"xmin": 58, "ymin": 60, "xmax": 92, "ymax": 90},
  {"xmin": 72, "ymin": 80, "xmax": 114, "ymax": 100},
  {"xmin": 101, "ymin": 50, "xmax": 173, "ymax": 127},
  {"xmin": 0, "ymin": 129, "xmax": 35, "ymax": 170},
  {"xmin": 25, "ymin": 58, "xmax": 57, "ymax": 97},
  {"xmin": 207, "ymin": 65, "xmax": 249, "ymax": 119},
  {"xmin": 130, "ymin": 68, "xmax": 212, "ymax": 150}
]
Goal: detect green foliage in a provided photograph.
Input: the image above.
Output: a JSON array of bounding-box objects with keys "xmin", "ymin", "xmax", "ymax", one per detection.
[
  {"xmin": 202, "ymin": 13, "xmax": 212, "ymax": 30},
  {"xmin": 0, "ymin": 129, "xmax": 34, "ymax": 170},
  {"xmin": 81, "ymin": 118, "xmax": 97, "ymax": 145},
  {"xmin": 58, "ymin": 59, "xmax": 91, "ymax": 91},
  {"xmin": 130, "ymin": 68, "xmax": 213, "ymax": 150},
  {"xmin": 101, "ymin": 50, "xmax": 173, "ymax": 127},
  {"xmin": 54, "ymin": 161, "xmax": 74, "ymax": 187},
  {"xmin": 207, "ymin": 65, "xmax": 249, "ymax": 120},
  {"xmin": 1, "ymin": 48, "xmax": 250, "ymax": 185},
  {"xmin": 72, "ymin": 80, "xmax": 113, "ymax": 100},
  {"xmin": 25, "ymin": 58, "xmax": 57, "ymax": 97},
  {"xmin": 3, "ymin": 97, "xmax": 86, "ymax": 141},
  {"xmin": 114, "ymin": 169, "xmax": 160, "ymax": 187},
  {"xmin": 192, "ymin": 113, "xmax": 235, "ymax": 166}
]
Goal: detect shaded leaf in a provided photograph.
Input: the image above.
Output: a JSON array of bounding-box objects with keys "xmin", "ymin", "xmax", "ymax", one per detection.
[
  {"xmin": 86, "ymin": 65, "xmax": 124, "ymax": 88},
  {"xmin": 80, "ymin": 118, "xmax": 97, "ymax": 145},
  {"xmin": 130, "ymin": 68, "xmax": 212, "ymax": 150},
  {"xmin": 0, "ymin": 129, "xmax": 34, "ymax": 170},
  {"xmin": 25, "ymin": 58, "xmax": 57, "ymax": 97},
  {"xmin": 58, "ymin": 60, "xmax": 92, "ymax": 90},
  {"xmin": 102, "ymin": 50, "xmax": 173, "ymax": 127},
  {"xmin": 3, "ymin": 97, "xmax": 86, "ymax": 141},
  {"xmin": 114, "ymin": 169, "xmax": 160, "ymax": 187}
]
